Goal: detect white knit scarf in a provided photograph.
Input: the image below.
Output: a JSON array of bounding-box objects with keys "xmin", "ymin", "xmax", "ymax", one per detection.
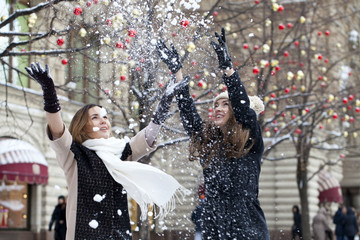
[{"xmin": 82, "ymin": 137, "xmax": 189, "ymax": 220}]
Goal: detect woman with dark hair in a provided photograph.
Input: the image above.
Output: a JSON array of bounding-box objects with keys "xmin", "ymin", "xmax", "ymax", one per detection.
[
  {"xmin": 292, "ymin": 205, "xmax": 303, "ymax": 239},
  {"xmin": 343, "ymin": 207, "xmax": 359, "ymax": 240},
  {"xmin": 25, "ymin": 63, "xmax": 187, "ymax": 240},
  {"xmin": 156, "ymin": 27, "xmax": 269, "ymax": 239}
]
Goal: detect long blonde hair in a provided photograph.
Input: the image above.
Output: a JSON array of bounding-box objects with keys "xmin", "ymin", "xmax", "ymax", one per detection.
[
  {"xmin": 189, "ymin": 105, "xmax": 254, "ymax": 166},
  {"xmin": 69, "ymin": 104, "xmax": 102, "ymax": 144}
]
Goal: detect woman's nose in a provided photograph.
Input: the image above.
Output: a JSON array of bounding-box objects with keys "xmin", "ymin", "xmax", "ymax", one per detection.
[{"xmin": 100, "ymin": 117, "xmax": 106, "ymax": 123}]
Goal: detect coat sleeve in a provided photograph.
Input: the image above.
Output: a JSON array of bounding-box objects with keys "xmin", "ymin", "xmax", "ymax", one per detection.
[
  {"xmin": 175, "ymin": 79, "xmax": 203, "ymax": 137},
  {"xmin": 47, "ymin": 125, "xmax": 76, "ymax": 174},
  {"xmin": 223, "ymin": 71, "xmax": 259, "ymax": 137},
  {"xmin": 125, "ymin": 127, "xmax": 157, "ymax": 161}
]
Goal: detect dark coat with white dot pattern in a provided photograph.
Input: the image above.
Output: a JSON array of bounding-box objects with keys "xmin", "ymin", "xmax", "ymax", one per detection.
[{"xmin": 176, "ymin": 71, "xmax": 270, "ymax": 240}]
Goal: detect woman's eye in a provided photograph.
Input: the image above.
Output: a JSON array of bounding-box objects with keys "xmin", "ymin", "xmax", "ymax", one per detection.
[{"xmin": 103, "ymin": 116, "xmax": 108, "ymax": 119}]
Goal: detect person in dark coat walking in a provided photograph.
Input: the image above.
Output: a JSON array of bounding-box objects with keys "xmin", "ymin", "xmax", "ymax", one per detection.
[
  {"xmin": 49, "ymin": 195, "xmax": 67, "ymax": 240},
  {"xmin": 333, "ymin": 205, "xmax": 347, "ymax": 240},
  {"xmin": 292, "ymin": 205, "xmax": 302, "ymax": 239},
  {"xmin": 156, "ymin": 27, "xmax": 269, "ymax": 240},
  {"xmin": 343, "ymin": 207, "xmax": 359, "ymax": 240}
]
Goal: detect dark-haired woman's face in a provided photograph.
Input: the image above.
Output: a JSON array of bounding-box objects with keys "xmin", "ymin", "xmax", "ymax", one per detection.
[
  {"xmin": 214, "ymin": 98, "xmax": 231, "ymax": 128},
  {"xmin": 84, "ymin": 106, "xmax": 111, "ymax": 139}
]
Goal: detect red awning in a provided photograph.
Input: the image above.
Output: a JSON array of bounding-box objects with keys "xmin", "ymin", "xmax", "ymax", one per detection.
[
  {"xmin": 0, "ymin": 138, "xmax": 48, "ymax": 185},
  {"xmin": 318, "ymin": 170, "xmax": 343, "ymax": 203}
]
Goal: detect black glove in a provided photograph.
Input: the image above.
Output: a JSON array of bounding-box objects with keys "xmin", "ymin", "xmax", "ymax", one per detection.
[
  {"xmin": 210, "ymin": 27, "xmax": 233, "ymax": 70},
  {"xmin": 174, "ymin": 75, "xmax": 190, "ymax": 93},
  {"xmin": 25, "ymin": 63, "xmax": 61, "ymax": 113},
  {"xmin": 152, "ymin": 76, "xmax": 176, "ymax": 125},
  {"xmin": 156, "ymin": 39, "xmax": 182, "ymax": 74}
]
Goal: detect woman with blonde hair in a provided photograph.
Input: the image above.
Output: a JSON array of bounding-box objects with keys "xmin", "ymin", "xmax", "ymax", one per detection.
[
  {"xmin": 25, "ymin": 63, "xmax": 187, "ymax": 240},
  {"xmin": 156, "ymin": 28, "xmax": 269, "ymax": 239}
]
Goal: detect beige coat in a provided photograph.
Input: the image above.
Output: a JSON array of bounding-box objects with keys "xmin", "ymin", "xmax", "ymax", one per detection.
[
  {"xmin": 312, "ymin": 207, "xmax": 331, "ymax": 240},
  {"xmin": 47, "ymin": 126, "xmax": 156, "ymax": 240}
]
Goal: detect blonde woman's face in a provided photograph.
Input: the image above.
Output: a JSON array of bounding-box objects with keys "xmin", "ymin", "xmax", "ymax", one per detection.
[
  {"xmin": 84, "ymin": 106, "xmax": 111, "ymax": 139},
  {"xmin": 213, "ymin": 98, "xmax": 231, "ymax": 128}
]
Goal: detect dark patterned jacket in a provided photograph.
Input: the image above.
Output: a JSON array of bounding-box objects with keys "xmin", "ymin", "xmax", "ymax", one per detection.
[
  {"xmin": 48, "ymin": 127, "xmax": 156, "ymax": 240},
  {"xmin": 176, "ymin": 71, "xmax": 270, "ymax": 240}
]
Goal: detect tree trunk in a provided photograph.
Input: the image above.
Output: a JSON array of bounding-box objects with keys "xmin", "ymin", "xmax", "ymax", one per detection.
[{"xmin": 298, "ymin": 159, "xmax": 311, "ymax": 240}]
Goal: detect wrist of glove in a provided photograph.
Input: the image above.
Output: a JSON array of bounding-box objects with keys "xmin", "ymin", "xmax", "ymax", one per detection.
[
  {"xmin": 152, "ymin": 77, "xmax": 176, "ymax": 125},
  {"xmin": 25, "ymin": 62, "xmax": 61, "ymax": 113}
]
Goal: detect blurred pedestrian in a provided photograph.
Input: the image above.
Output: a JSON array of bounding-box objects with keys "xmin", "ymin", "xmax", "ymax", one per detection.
[
  {"xmin": 313, "ymin": 207, "xmax": 332, "ymax": 240},
  {"xmin": 49, "ymin": 195, "xmax": 66, "ymax": 240},
  {"xmin": 343, "ymin": 207, "xmax": 359, "ymax": 240},
  {"xmin": 156, "ymin": 27, "xmax": 269, "ymax": 239},
  {"xmin": 292, "ymin": 205, "xmax": 302, "ymax": 240},
  {"xmin": 25, "ymin": 63, "xmax": 187, "ymax": 240},
  {"xmin": 334, "ymin": 205, "xmax": 347, "ymax": 240}
]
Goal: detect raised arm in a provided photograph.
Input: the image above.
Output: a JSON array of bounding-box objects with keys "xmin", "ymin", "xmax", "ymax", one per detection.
[
  {"xmin": 174, "ymin": 76, "xmax": 203, "ymax": 136},
  {"xmin": 25, "ymin": 63, "xmax": 64, "ymax": 138},
  {"xmin": 156, "ymin": 39, "xmax": 203, "ymax": 136},
  {"xmin": 211, "ymin": 28, "xmax": 257, "ymax": 129}
]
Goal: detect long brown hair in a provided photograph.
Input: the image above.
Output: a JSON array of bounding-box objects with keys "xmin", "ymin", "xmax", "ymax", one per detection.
[
  {"xmin": 69, "ymin": 104, "xmax": 102, "ymax": 144},
  {"xmin": 189, "ymin": 105, "xmax": 254, "ymax": 166}
]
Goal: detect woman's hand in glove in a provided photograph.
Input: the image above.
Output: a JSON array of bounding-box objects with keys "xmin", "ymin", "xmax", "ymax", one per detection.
[
  {"xmin": 156, "ymin": 39, "xmax": 182, "ymax": 74},
  {"xmin": 210, "ymin": 27, "xmax": 233, "ymax": 70},
  {"xmin": 25, "ymin": 62, "xmax": 61, "ymax": 113}
]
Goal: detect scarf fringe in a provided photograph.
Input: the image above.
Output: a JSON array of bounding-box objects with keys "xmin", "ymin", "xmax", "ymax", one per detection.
[{"xmin": 139, "ymin": 186, "xmax": 190, "ymax": 220}]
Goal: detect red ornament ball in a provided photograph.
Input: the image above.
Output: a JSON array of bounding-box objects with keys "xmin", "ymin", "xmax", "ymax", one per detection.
[
  {"xmin": 120, "ymin": 75, "xmax": 126, "ymax": 81},
  {"xmin": 57, "ymin": 38, "xmax": 64, "ymax": 46},
  {"xmin": 253, "ymin": 67, "xmax": 260, "ymax": 74},
  {"xmin": 116, "ymin": 42, "xmax": 124, "ymax": 49},
  {"xmin": 128, "ymin": 29, "xmax": 136, "ymax": 37},
  {"xmin": 74, "ymin": 7, "xmax": 82, "ymax": 16},
  {"xmin": 180, "ymin": 19, "xmax": 190, "ymax": 28},
  {"xmin": 61, "ymin": 59, "xmax": 68, "ymax": 65}
]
